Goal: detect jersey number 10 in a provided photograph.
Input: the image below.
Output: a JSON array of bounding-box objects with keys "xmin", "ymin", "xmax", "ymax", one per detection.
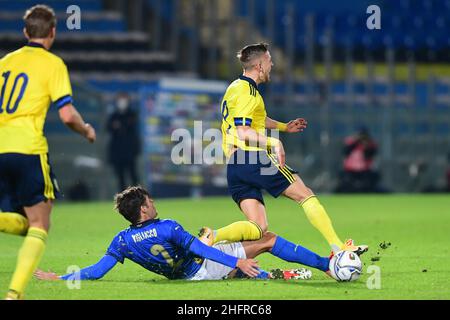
[{"xmin": 0, "ymin": 71, "xmax": 29, "ymax": 114}]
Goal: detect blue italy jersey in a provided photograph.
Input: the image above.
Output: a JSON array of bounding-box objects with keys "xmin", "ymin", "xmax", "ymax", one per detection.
[{"xmin": 106, "ymin": 218, "xmax": 204, "ymax": 280}]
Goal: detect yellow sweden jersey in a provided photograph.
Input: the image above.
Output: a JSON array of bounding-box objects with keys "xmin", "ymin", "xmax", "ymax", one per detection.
[
  {"xmin": 0, "ymin": 43, "xmax": 73, "ymax": 154},
  {"xmin": 221, "ymin": 75, "xmax": 267, "ymax": 158}
]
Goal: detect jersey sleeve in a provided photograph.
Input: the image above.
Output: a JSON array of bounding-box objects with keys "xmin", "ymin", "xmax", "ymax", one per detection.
[
  {"xmin": 169, "ymin": 221, "xmax": 196, "ymax": 250},
  {"xmin": 168, "ymin": 221, "xmax": 238, "ymax": 269},
  {"xmin": 232, "ymin": 91, "xmax": 258, "ymax": 127},
  {"xmin": 49, "ymin": 59, "xmax": 73, "ymax": 109},
  {"xmin": 59, "ymin": 255, "xmax": 118, "ymax": 281},
  {"xmin": 105, "ymin": 234, "xmax": 126, "ymax": 264}
]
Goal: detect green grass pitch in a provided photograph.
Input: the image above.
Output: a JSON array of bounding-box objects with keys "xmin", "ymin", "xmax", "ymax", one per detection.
[{"xmin": 1, "ymin": 194, "xmax": 449, "ymax": 300}]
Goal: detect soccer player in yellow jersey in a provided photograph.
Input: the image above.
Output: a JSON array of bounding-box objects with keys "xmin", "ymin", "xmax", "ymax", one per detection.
[
  {"xmin": 0, "ymin": 5, "xmax": 96, "ymax": 299},
  {"xmin": 200, "ymin": 43, "xmax": 368, "ymax": 256}
]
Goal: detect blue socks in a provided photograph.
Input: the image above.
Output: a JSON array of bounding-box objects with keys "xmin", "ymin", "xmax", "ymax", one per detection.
[
  {"xmin": 255, "ymin": 269, "xmax": 271, "ymax": 279},
  {"xmin": 270, "ymin": 236, "xmax": 329, "ymax": 272},
  {"xmin": 234, "ymin": 268, "xmax": 271, "ymax": 279}
]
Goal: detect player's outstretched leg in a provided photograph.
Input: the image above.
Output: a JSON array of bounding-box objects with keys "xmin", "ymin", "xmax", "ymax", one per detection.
[
  {"xmin": 0, "ymin": 212, "xmax": 29, "ymax": 236},
  {"xmin": 5, "ymin": 201, "xmax": 51, "ymax": 300},
  {"xmin": 282, "ymin": 174, "xmax": 368, "ymax": 255},
  {"xmin": 199, "ymin": 220, "xmax": 263, "ymax": 245},
  {"xmin": 199, "ymin": 199, "xmax": 266, "ymax": 245},
  {"xmin": 241, "ymin": 232, "xmax": 330, "ymax": 273}
]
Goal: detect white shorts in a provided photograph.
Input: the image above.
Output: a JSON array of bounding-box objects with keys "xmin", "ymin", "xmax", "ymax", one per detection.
[{"xmin": 188, "ymin": 242, "xmax": 246, "ymax": 281}]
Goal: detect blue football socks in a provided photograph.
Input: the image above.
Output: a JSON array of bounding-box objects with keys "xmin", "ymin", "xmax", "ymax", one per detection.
[{"xmin": 270, "ymin": 236, "xmax": 329, "ymax": 272}]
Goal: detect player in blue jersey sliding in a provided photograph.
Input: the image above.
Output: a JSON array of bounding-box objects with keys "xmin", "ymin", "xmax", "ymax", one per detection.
[{"xmin": 34, "ymin": 186, "xmax": 331, "ymax": 283}]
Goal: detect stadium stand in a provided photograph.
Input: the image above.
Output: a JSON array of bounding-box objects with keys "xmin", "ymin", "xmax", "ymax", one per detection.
[
  {"xmin": 235, "ymin": 0, "xmax": 450, "ymax": 62},
  {"xmin": 0, "ymin": 0, "xmax": 176, "ymax": 98},
  {"xmin": 1, "ymin": 0, "xmax": 448, "ymax": 195}
]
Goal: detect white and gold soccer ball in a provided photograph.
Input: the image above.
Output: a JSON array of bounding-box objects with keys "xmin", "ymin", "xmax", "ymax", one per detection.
[{"xmin": 329, "ymin": 250, "xmax": 362, "ymax": 282}]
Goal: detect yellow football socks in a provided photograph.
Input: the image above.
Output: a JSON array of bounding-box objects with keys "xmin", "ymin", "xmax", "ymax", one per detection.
[
  {"xmin": 0, "ymin": 212, "xmax": 29, "ymax": 236},
  {"xmin": 6, "ymin": 227, "xmax": 48, "ymax": 300},
  {"xmin": 300, "ymin": 196, "xmax": 343, "ymax": 248},
  {"xmin": 214, "ymin": 221, "xmax": 263, "ymax": 243}
]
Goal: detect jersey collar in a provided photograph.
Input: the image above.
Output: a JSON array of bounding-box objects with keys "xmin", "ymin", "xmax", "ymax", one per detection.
[
  {"xmin": 239, "ymin": 75, "xmax": 259, "ymax": 91},
  {"xmin": 26, "ymin": 42, "xmax": 46, "ymax": 49},
  {"xmin": 130, "ymin": 218, "xmax": 160, "ymax": 229}
]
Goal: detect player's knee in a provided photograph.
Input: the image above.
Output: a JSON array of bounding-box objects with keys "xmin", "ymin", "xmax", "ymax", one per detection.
[
  {"xmin": 27, "ymin": 222, "xmax": 51, "ymax": 233},
  {"xmin": 250, "ymin": 219, "xmax": 268, "ymax": 236},
  {"xmin": 259, "ymin": 222, "xmax": 268, "ymax": 234},
  {"xmin": 253, "ymin": 223, "xmax": 267, "ymax": 240},
  {"xmin": 302, "ymin": 187, "xmax": 314, "ymax": 200},
  {"xmin": 287, "ymin": 186, "xmax": 314, "ymax": 203},
  {"xmin": 27, "ymin": 214, "xmax": 51, "ymax": 232},
  {"xmin": 261, "ymin": 231, "xmax": 277, "ymax": 250}
]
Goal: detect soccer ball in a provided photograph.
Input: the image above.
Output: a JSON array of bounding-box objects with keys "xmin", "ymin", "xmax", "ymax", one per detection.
[{"xmin": 329, "ymin": 250, "xmax": 362, "ymax": 282}]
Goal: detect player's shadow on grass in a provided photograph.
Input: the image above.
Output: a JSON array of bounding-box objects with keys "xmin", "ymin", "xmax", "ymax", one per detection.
[
  {"xmin": 100, "ymin": 279, "xmax": 362, "ymax": 289},
  {"xmin": 266, "ymin": 280, "xmax": 359, "ymax": 289},
  {"xmin": 100, "ymin": 279, "xmax": 203, "ymax": 285}
]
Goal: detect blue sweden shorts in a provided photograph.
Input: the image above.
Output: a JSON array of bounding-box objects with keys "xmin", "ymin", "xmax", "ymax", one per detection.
[
  {"xmin": 227, "ymin": 149, "xmax": 298, "ymax": 206},
  {"xmin": 0, "ymin": 153, "xmax": 61, "ymax": 213}
]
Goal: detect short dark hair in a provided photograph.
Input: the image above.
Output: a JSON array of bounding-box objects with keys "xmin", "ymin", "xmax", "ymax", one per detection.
[
  {"xmin": 114, "ymin": 186, "xmax": 151, "ymax": 224},
  {"xmin": 237, "ymin": 42, "xmax": 269, "ymax": 70},
  {"xmin": 23, "ymin": 5, "xmax": 57, "ymax": 38}
]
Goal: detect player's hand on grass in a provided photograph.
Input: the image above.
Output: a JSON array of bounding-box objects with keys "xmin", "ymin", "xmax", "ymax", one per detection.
[
  {"xmin": 84, "ymin": 123, "xmax": 96, "ymax": 143},
  {"xmin": 286, "ymin": 118, "xmax": 307, "ymax": 133},
  {"xmin": 34, "ymin": 269, "xmax": 61, "ymax": 281},
  {"xmin": 236, "ymin": 258, "xmax": 260, "ymax": 278}
]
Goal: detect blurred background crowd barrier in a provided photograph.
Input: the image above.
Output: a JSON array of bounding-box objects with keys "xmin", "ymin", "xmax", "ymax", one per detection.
[{"xmin": 1, "ymin": 0, "xmax": 449, "ymax": 199}]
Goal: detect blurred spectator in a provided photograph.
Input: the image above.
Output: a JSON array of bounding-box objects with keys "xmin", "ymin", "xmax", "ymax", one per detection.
[
  {"xmin": 106, "ymin": 93, "xmax": 141, "ymax": 192},
  {"xmin": 336, "ymin": 127, "xmax": 380, "ymax": 193}
]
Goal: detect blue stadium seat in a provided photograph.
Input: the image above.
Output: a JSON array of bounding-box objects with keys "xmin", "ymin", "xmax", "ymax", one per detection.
[
  {"xmin": 374, "ymin": 83, "xmax": 388, "ymax": 95},
  {"xmin": 415, "ymin": 84, "xmax": 428, "ymax": 107},
  {"xmin": 395, "ymin": 84, "xmax": 408, "ymax": 95},
  {"xmin": 436, "ymin": 123, "xmax": 450, "ymax": 136},
  {"xmin": 353, "ymin": 81, "xmax": 367, "ymax": 94},
  {"xmin": 76, "ymin": 20, "xmax": 125, "ymax": 33},
  {"xmin": 238, "ymin": 0, "xmax": 446, "ymax": 57},
  {"xmin": 146, "ymin": 0, "xmax": 175, "ymax": 22},
  {"xmin": 233, "ymin": 0, "xmax": 449, "ymax": 56},
  {"xmin": 390, "ymin": 0, "xmax": 412, "ymax": 11},
  {"xmin": 0, "ymin": 0, "xmax": 102, "ymax": 12},
  {"xmin": 294, "ymin": 83, "xmax": 307, "ymax": 94},
  {"xmin": 362, "ymin": 31, "xmax": 384, "ymax": 51},
  {"xmin": 394, "ymin": 121, "xmax": 411, "ymax": 136},
  {"xmin": 332, "ymin": 83, "xmax": 346, "ymax": 95},
  {"xmin": 0, "ymin": 18, "xmax": 126, "ymax": 33},
  {"xmin": 415, "ymin": 122, "xmax": 430, "ymax": 134},
  {"xmin": 331, "ymin": 121, "xmax": 349, "ymax": 136},
  {"xmin": 86, "ymin": 79, "xmax": 150, "ymax": 93},
  {"xmin": 435, "ymin": 82, "xmax": 449, "ymax": 95}
]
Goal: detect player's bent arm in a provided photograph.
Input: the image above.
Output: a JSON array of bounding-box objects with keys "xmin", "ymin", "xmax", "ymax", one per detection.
[
  {"xmin": 58, "ymin": 104, "xmax": 96, "ymax": 143},
  {"xmin": 265, "ymin": 117, "xmax": 287, "ymax": 131},
  {"xmin": 266, "ymin": 117, "xmax": 308, "ymax": 133},
  {"xmin": 236, "ymin": 125, "xmax": 285, "ymax": 166},
  {"xmin": 236, "ymin": 125, "xmax": 280, "ymax": 149}
]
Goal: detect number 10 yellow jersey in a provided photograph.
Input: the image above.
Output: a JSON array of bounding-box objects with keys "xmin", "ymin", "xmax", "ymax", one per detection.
[{"xmin": 0, "ymin": 43, "xmax": 73, "ymax": 154}]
